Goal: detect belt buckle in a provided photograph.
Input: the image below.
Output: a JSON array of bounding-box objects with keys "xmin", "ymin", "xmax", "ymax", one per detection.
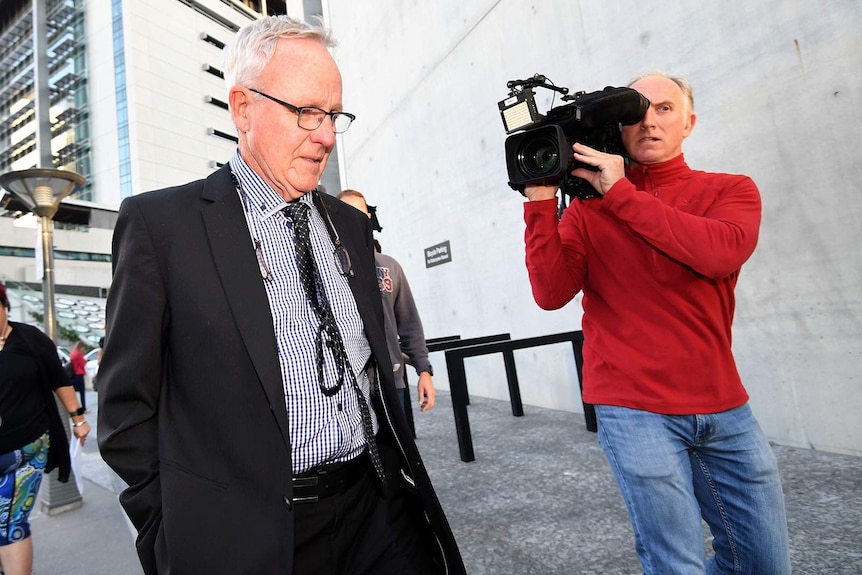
[{"xmin": 292, "ymin": 475, "xmax": 320, "ymax": 504}]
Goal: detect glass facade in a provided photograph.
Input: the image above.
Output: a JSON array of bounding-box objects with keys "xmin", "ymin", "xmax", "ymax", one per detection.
[
  {"xmin": 0, "ymin": 0, "xmax": 92, "ymax": 199},
  {"xmin": 111, "ymin": 0, "xmax": 131, "ymax": 198},
  {"xmin": 0, "ymin": 244, "xmax": 111, "ymax": 262}
]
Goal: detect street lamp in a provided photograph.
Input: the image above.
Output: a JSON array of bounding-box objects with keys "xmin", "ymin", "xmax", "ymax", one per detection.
[
  {"xmin": 0, "ymin": 169, "xmax": 85, "ymax": 340},
  {"xmin": 0, "ymin": 168, "xmax": 86, "ymax": 514}
]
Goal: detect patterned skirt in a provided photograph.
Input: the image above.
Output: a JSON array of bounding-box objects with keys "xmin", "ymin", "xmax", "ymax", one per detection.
[{"xmin": 0, "ymin": 431, "xmax": 50, "ymax": 545}]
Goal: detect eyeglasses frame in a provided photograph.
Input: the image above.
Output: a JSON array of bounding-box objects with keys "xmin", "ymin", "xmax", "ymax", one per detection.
[{"xmin": 249, "ymin": 87, "xmax": 355, "ymax": 133}]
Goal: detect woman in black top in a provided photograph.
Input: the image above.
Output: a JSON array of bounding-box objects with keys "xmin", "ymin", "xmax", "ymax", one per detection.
[{"xmin": 0, "ymin": 282, "xmax": 90, "ymax": 575}]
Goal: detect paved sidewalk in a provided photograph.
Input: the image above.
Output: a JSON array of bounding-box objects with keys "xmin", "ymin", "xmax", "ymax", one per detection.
[
  {"xmin": 417, "ymin": 392, "xmax": 862, "ymax": 575},
  {"xmin": 29, "ymin": 478, "xmax": 141, "ymax": 575},
  {"xmin": 29, "ymin": 390, "xmax": 141, "ymax": 575},
  {"xmin": 27, "ymin": 389, "xmax": 862, "ymax": 574}
]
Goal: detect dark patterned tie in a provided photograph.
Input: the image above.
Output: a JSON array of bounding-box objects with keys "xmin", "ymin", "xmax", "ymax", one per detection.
[{"xmin": 283, "ymin": 200, "xmax": 386, "ymax": 486}]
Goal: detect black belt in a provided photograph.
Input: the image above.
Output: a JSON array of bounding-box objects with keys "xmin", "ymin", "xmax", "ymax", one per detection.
[{"xmin": 292, "ymin": 452, "xmax": 370, "ymax": 504}]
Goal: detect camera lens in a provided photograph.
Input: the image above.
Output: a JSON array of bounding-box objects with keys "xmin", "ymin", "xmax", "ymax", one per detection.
[{"xmin": 518, "ymin": 137, "xmax": 560, "ymax": 177}]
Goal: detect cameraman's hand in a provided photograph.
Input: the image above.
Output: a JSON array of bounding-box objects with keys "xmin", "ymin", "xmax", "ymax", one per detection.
[
  {"xmin": 524, "ymin": 184, "xmax": 559, "ymax": 202},
  {"xmin": 571, "ymin": 142, "xmax": 626, "ymax": 196}
]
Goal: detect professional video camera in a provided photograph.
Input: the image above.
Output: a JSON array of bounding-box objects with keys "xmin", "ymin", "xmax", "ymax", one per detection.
[{"xmin": 498, "ymin": 74, "xmax": 649, "ymax": 200}]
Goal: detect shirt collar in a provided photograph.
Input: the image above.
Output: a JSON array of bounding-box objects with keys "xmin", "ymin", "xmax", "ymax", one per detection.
[
  {"xmin": 228, "ymin": 150, "xmax": 314, "ymax": 221},
  {"xmin": 625, "ymin": 154, "xmax": 692, "ymax": 187}
]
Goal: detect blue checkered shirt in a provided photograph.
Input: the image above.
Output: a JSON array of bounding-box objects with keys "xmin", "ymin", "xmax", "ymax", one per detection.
[{"xmin": 229, "ymin": 152, "xmax": 376, "ymax": 474}]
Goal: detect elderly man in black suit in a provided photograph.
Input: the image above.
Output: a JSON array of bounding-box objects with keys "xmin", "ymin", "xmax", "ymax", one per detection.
[{"xmin": 97, "ymin": 15, "xmax": 465, "ymax": 575}]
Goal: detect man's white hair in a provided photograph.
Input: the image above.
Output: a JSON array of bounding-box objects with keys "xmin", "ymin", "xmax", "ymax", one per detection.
[{"xmin": 223, "ymin": 15, "xmax": 335, "ymax": 98}]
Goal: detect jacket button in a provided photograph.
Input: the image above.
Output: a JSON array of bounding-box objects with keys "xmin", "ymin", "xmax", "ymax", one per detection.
[{"xmin": 283, "ymin": 495, "xmax": 293, "ymax": 511}]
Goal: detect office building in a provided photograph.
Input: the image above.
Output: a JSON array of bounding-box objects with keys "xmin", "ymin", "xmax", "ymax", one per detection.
[{"xmin": 0, "ymin": 0, "xmax": 336, "ymax": 341}]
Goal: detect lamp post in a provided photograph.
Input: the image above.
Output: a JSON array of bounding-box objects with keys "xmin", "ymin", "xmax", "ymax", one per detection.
[
  {"xmin": 0, "ymin": 170, "xmax": 85, "ymax": 339},
  {"xmin": 0, "ymin": 0, "xmax": 92, "ymax": 513},
  {"xmin": 0, "ymin": 0, "xmax": 91, "ymax": 513},
  {"xmin": 0, "ymin": 169, "xmax": 86, "ymax": 514}
]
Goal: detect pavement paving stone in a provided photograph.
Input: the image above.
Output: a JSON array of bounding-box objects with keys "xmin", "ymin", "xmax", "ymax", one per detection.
[{"xmin": 24, "ymin": 389, "xmax": 862, "ymax": 575}]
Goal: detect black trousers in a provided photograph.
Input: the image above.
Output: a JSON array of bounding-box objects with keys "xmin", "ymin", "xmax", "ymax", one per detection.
[{"xmin": 293, "ymin": 459, "xmax": 439, "ymax": 575}]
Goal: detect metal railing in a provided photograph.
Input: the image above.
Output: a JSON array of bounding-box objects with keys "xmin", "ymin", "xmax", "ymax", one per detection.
[{"xmin": 442, "ymin": 330, "xmax": 595, "ymax": 462}]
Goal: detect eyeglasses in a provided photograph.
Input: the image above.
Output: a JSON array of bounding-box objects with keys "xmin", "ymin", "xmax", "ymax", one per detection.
[
  {"xmin": 249, "ymin": 88, "xmax": 355, "ymax": 133},
  {"xmin": 232, "ymin": 168, "xmax": 355, "ymax": 282},
  {"xmin": 253, "ymin": 231, "xmax": 352, "ymax": 282},
  {"xmin": 252, "ymin": 234, "xmax": 351, "ymax": 283},
  {"xmin": 333, "ymin": 241, "xmax": 353, "ymax": 278},
  {"xmin": 314, "ymin": 191, "xmax": 354, "ymax": 279}
]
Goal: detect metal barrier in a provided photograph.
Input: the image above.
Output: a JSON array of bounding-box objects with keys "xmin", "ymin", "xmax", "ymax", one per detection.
[
  {"xmin": 425, "ymin": 335, "xmax": 462, "ymax": 348},
  {"xmin": 402, "ymin": 334, "xmax": 512, "ymax": 436},
  {"xmin": 444, "ymin": 330, "xmax": 595, "ymax": 462},
  {"xmin": 429, "ymin": 333, "xmax": 512, "ymax": 405},
  {"xmin": 427, "ymin": 333, "xmax": 511, "ymax": 353}
]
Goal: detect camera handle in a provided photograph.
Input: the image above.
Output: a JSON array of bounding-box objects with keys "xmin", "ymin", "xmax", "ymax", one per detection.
[{"xmin": 506, "ymin": 74, "xmax": 569, "ymax": 97}]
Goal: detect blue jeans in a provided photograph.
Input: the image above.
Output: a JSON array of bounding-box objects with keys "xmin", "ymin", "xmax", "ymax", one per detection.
[{"xmin": 595, "ymin": 403, "xmax": 791, "ymax": 575}]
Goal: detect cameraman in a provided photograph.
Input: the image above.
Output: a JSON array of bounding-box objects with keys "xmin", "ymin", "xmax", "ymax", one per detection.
[{"xmin": 523, "ymin": 72, "xmax": 790, "ymax": 574}]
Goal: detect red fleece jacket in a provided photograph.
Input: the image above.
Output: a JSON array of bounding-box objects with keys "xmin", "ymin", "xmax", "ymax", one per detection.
[{"xmin": 524, "ymin": 155, "xmax": 760, "ymax": 414}]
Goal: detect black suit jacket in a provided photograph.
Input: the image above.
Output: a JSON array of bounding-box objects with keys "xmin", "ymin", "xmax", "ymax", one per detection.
[{"xmin": 97, "ymin": 166, "xmax": 465, "ymax": 574}]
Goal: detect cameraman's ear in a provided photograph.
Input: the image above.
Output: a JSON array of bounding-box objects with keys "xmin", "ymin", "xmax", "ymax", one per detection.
[{"xmin": 683, "ymin": 112, "xmax": 697, "ymax": 138}]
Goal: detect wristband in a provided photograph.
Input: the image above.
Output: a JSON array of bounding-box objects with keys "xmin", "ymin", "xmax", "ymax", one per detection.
[
  {"xmin": 72, "ymin": 420, "xmax": 87, "ymax": 428},
  {"xmin": 69, "ymin": 406, "xmax": 86, "ymax": 417}
]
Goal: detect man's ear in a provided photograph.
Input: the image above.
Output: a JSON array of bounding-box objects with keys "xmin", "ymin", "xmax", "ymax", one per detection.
[
  {"xmin": 229, "ymin": 86, "xmax": 251, "ymax": 133},
  {"xmin": 683, "ymin": 112, "xmax": 697, "ymax": 138}
]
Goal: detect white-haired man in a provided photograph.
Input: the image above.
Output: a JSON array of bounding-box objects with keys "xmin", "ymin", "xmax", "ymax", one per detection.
[{"xmin": 99, "ymin": 16, "xmax": 465, "ymax": 575}]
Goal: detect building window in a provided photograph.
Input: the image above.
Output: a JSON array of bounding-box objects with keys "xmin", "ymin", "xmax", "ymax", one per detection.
[
  {"xmin": 204, "ymin": 95, "xmax": 229, "ymax": 110},
  {"xmin": 207, "ymin": 127, "xmax": 238, "ymax": 143},
  {"xmin": 202, "ymin": 63, "xmax": 225, "ymax": 79},
  {"xmin": 0, "ymin": 245, "xmax": 111, "ymax": 262},
  {"xmin": 199, "ymin": 32, "xmax": 226, "ymax": 49},
  {"xmin": 112, "ymin": 0, "xmax": 132, "ymax": 199},
  {"xmin": 0, "ymin": 0, "xmax": 93, "ymax": 199}
]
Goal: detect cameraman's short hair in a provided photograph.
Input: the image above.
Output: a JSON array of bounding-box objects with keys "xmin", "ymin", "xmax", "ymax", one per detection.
[
  {"xmin": 629, "ymin": 71, "xmax": 694, "ymax": 112},
  {"xmin": 337, "ymin": 189, "xmax": 366, "ymax": 201},
  {"xmin": 223, "ymin": 15, "xmax": 335, "ymax": 99}
]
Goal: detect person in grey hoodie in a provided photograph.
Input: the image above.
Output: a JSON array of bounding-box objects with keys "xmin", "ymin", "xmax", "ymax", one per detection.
[{"xmin": 338, "ymin": 190, "xmax": 435, "ymax": 415}]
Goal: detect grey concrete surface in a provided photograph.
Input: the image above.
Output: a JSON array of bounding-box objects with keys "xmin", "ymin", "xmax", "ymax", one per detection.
[
  {"xmin": 416, "ymin": 391, "xmax": 862, "ymax": 575},
  {"xmin": 25, "ymin": 389, "xmax": 862, "ymax": 574},
  {"xmin": 28, "ymin": 390, "xmax": 141, "ymax": 575}
]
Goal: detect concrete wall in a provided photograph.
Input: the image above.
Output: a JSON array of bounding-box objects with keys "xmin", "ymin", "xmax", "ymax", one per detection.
[{"xmin": 325, "ymin": 1, "xmax": 862, "ymax": 456}]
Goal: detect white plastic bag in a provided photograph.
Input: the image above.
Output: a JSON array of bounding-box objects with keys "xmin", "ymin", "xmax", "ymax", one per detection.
[{"xmin": 69, "ymin": 438, "xmax": 84, "ymax": 494}]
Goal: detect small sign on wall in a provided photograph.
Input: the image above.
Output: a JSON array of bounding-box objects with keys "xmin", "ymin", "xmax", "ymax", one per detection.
[{"xmin": 425, "ymin": 240, "xmax": 452, "ymax": 268}]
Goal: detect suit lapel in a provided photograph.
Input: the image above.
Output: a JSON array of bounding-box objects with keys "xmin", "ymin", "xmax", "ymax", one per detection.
[{"xmin": 200, "ymin": 166, "xmax": 291, "ymax": 449}]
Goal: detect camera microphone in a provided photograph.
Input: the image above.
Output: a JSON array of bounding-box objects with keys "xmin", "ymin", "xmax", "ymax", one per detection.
[{"xmin": 507, "ymin": 74, "xmax": 553, "ymax": 91}]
